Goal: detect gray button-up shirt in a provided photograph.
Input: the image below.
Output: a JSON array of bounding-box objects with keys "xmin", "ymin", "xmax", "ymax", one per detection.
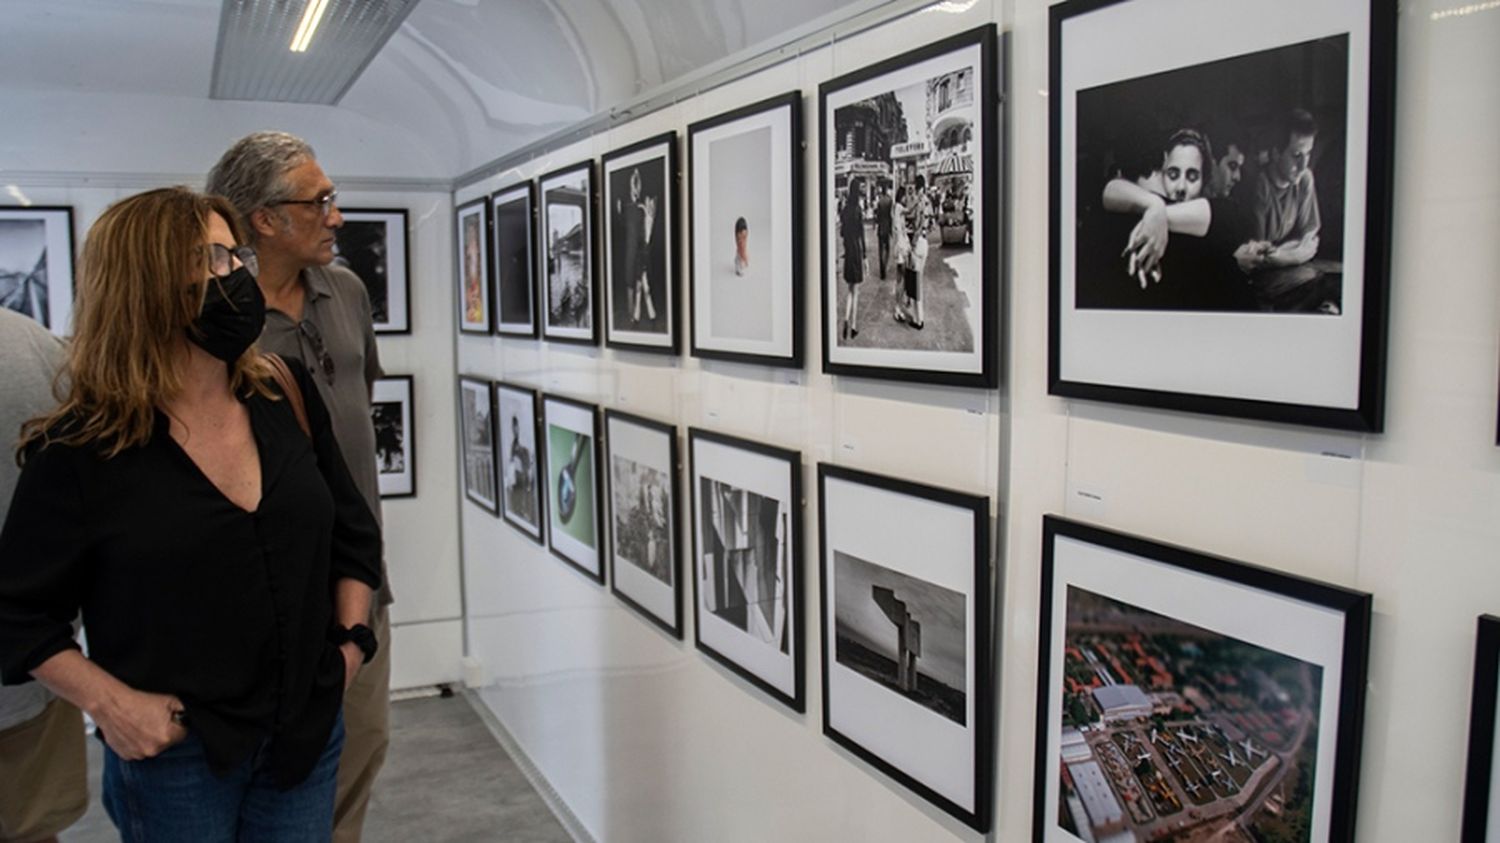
[
  {"xmin": 258, "ymin": 263, "xmax": 392, "ymax": 606},
  {"xmin": 0, "ymin": 308, "xmax": 65, "ymax": 729}
]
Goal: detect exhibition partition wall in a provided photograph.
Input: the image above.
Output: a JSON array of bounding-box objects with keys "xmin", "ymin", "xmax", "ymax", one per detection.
[{"xmin": 451, "ymin": 0, "xmax": 1500, "ymax": 841}]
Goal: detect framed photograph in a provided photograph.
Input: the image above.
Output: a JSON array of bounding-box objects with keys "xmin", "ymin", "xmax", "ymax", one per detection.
[
  {"xmin": 1035, "ymin": 515, "xmax": 1371, "ymax": 842},
  {"xmin": 1049, "ymin": 0, "xmax": 1397, "ymax": 431},
  {"xmin": 689, "ymin": 428, "xmax": 803, "ymax": 712},
  {"xmin": 688, "ymin": 92, "xmax": 804, "ymax": 369},
  {"xmin": 496, "ymin": 382, "xmax": 545, "ymax": 543},
  {"xmin": 539, "ymin": 162, "xmax": 598, "ymax": 345},
  {"xmin": 1463, "ymin": 615, "xmax": 1500, "ymax": 842},
  {"xmin": 818, "ymin": 464, "xmax": 993, "ymax": 831},
  {"xmin": 602, "ymin": 133, "xmax": 679, "ymax": 353},
  {"xmin": 0, "ymin": 206, "xmax": 74, "ymax": 335},
  {"xmin": 457, "ymin": 377, "xmax": 498, "ymax": 513},
  {"xmin": 456, "ymin": 199, "xmax": 491, "ymax": 334},
  {"xmin": 491, "ymin": 183, "xmax": 539, "ymax": 338},
  {"xmin": 371, "ymin": 375, "xmax": 415, "ymax": 498},
  {"xmin": 542, "ymin": 394, "xmax": 604, "ymax": 582},
  {"xmin": 819, "ymin": 25, "xmax": 999, "ymax": 388},
  {"xmin": 335, "ymin": 209, "xmax": 409, "ymax": 334},
  {"xmin": 604, "ymin": 409, "xmax": 682, "ymax": 637}
]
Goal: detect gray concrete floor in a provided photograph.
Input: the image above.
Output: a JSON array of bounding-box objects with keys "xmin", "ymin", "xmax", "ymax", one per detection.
[{"xmin": 61, "ymin": 693, "xmax": 571, "ymax": 842}]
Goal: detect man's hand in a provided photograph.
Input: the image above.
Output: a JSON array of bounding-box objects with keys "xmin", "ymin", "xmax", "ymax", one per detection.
[
  {"xmin": 93, "ymin": 687, "xmax": 188, "ymax": 761},
  {"xmin": 341, "ymin": 641, "xmax": 363, "ymax": 691},
  {"xmin": 1235, "ymin": 240, "xmax": 1275, "ymax": 274}
]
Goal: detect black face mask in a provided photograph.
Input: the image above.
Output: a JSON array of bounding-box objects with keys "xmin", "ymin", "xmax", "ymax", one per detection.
[{"xmin": 189, "ymin": 266, "xmax": 265, "ymax": 362}]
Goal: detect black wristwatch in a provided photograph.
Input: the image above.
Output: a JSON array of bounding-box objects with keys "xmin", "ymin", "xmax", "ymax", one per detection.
[{"xmin": 331, "ymin": 623, "xmax": 378, "ymax": 664}]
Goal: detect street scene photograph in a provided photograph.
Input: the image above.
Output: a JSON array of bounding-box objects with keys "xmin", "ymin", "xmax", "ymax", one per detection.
[{"xmin": 830, "ymin": 63, "xmax": 979, "ymax": 354}]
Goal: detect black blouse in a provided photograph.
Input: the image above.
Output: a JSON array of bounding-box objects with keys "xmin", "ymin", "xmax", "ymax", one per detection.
[{"xmin": 0, "ymin": 359, "xmax": 381, "ymax": 787}]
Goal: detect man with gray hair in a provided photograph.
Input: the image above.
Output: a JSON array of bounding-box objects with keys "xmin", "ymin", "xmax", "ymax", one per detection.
[{"xmin": 208, "ymin": 131, "xmax": 390, "ymax": 842}]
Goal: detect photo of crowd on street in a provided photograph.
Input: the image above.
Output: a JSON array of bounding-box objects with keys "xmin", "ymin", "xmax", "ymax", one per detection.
[
  {"xmin": 830, "ymin": 65, "xmax": 980, "ymax": 353},
  {"xmin": 1073, "ymin": 36, "xmax": 1350, "ymax": 314}
]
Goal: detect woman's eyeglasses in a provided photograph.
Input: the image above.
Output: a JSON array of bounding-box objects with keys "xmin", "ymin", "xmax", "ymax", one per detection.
[
  {"xmin": 298, "ymin": 319, "xmax": 336, "ymax": 385},
  {"xmin": 205, "ymin": 244, "xmax": 258, "ymax": 279}
]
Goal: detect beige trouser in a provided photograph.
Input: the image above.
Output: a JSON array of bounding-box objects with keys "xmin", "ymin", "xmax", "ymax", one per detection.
[
  {"xmin": 0, "ymin": 699, "xmax": 88, "ymax": 843},
  {"xmin": 332, "ymin": 605, "xmax": 392, "ymax": 843}
]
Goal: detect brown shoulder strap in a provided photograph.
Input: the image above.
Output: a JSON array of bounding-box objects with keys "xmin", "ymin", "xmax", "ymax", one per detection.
[{"xmin": 263, "ymin": 353, "xmax": 311, "ymax": 439}]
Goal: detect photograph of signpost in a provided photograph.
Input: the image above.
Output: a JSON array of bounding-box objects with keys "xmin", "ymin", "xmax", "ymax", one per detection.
[{"xmin": 1057, "ymin": 586, "xmax": 1320, "ymax": 842}]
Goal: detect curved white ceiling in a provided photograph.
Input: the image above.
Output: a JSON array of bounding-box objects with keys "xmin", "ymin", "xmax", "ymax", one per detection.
[{"xmin": 0, "ymin": 0, "xmax": 862, "ymax": 179}]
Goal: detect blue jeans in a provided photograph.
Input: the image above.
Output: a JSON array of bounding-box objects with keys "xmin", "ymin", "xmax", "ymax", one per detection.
[{"xmin": 102, "ymin": 715, "xmax": 344, "ymax": 842}]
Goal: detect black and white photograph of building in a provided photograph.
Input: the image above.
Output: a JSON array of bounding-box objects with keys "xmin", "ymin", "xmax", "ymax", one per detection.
[
  {"xmin": 699, "ymin": 477, "xmax": 789, "ymax": 651},
  {"xmin": 0, "ymin": 207, "xmax": 73, "ymax": 335},
  {"xmin": 0, "ymin": 217, "xmax": 50, "ymax": 326},
  {"xmin": 1073, "ymin": 37, "xmax": 1350, "ymax": 314},
  {"xmin": 834, "ymin": 550, "xmax": 967, "ymax": 726}
]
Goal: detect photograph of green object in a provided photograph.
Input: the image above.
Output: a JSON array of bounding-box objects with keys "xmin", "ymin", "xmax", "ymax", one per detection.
[{"xmin": 548, "ymin": 424, "xmax": 596, "ymax": 549}]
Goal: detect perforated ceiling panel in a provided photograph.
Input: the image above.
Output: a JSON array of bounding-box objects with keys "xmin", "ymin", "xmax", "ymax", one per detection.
[{"xmin": 211, "ymin": 0, "xmax": 420, "ymax": 104}]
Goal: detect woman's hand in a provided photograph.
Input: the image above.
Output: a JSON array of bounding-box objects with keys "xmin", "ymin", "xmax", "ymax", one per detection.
[
  {"xmin": 93, "ymin": 687, "xmax": 188, "ymax": 761},
  {"xmin": 1124, "ymin": 202, "xmax": 1169, "ymax": 287},
  {"xmin": 340, "ymin": 641, "xmax": 363, "ymax": 691}
]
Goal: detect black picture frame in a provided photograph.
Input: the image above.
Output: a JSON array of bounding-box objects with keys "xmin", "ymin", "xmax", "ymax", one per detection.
[
  {"xmin": 538, "ymin": 161, "xmax": 600, "ymax": 346},
  {"xmin": 372, "ymin": 374, "xmax": 415, "ymax": 498},
  {"xmin": 456, "ymin": 198, "xmax": 492, "ymax": 335},
  {"xmin": 336, "ymin": 208, "xmax": 410, "ymax": 335},
  {"xmin": 0, "ymin": 205, "xmax": 75, "ymax": 335},
  {"xmin": 687, "ymin": 91, "xmax": 806, "ymax": 369},
  {"xmin": 542, "ymin": 393, "xmax": 605, "ymax": 584},
  {"xmin": 457, "ymin": 376, "xmax": 498, "ymax": 514},
  {"xmin": 1047, "ymin": 0, "xmax": 1397, "ymax": 431},
  {"xmin": 1463, "ymin": 615, "xmax": 1500, "ymax": 842},
  {"xmin": 818, "ymin": 25, "xmax": 1000, "ymax": 389},
  {"xmin": 490, "ymin": 182, "xmax": 539, "ymax": 338},
  {"xmin": 496, "ymin": 381, "xmax": 546, "ymax": 544},
  {"xmin": 818, "ymin": 463, "xmax": 993, "ymax": 832},
  {"xmin": 1035, "ymin": 515, "xmax": 1371, "ymax": 842},
  {"xmin": 601, "ymin": 131, "xmax": 680, "ymax": 354},
  {"xmin": 604, "ymin": 409, "xmax": 683, "ymax": 638},
  {"xmin": 688, "ymin": 427, "xmax": 804, "ymax": 713}
]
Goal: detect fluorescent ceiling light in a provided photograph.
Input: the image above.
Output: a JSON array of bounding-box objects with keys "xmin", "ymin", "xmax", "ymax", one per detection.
[{"xmin": 290, "ymin": 0, "xmax": 332, "ymax": 52}]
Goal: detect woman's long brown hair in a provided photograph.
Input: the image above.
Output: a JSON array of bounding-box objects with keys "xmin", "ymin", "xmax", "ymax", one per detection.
[{"xmin": 18, "ymin": 187, "xmax": 275, "ymax": 460}]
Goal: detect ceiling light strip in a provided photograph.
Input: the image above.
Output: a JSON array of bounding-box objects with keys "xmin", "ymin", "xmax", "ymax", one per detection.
[{"xmin": 290, "ymin": 0, "xmax": 332, "ymax": 52}]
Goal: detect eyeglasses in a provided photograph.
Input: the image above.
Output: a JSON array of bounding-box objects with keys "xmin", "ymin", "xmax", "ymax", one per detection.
[
  {"xmin": 298, "ymin": 319, "xmax": 336, "ymax": 385},
  {"xmin": 205, "ymin": 243, "xmax": 259, "ymax": 279},
  {"xmin": 274, "ymin": 189, "xmax": 339, "ymax": 218}
]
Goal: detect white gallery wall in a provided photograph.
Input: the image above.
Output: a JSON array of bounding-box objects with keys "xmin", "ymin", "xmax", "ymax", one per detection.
[
  {"xmin": 3, "ymin": 170, "xmax": 460, "ymax": 693},
  {"xmin": 455, "ymin": 0, "xmax": 1500, "ymax": 841}
]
